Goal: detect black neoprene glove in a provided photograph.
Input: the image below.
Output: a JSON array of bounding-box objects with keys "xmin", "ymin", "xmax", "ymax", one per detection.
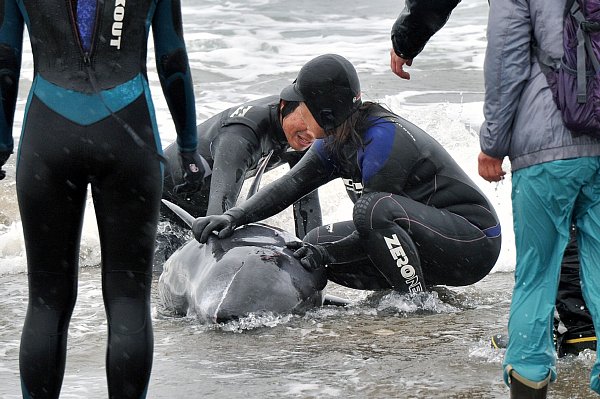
[
  {"xmin": 174, "ymin": 150, "xmax": 210, "ymax": 194},
  {"xmin": 192, "ymin": 214, "xmax": 237, "ymax": 243},
  {"xmin": 286, "ymin": 241, "xmax": 331, "ymax": 272},
  {"xmin": 0, "ymin": 151, "xmax": 11, "ymax": 181}
]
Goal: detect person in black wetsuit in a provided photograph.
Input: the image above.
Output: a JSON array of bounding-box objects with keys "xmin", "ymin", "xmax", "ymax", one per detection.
[
  {"xmin": 156, "ymin": 96, "xmax": 323, "ymax": 265},
  {"xmin": 0, "ymin": 0, "xmax": 203, "ymax": 397},
  {"xmin": 191, "ymin": 54, "xmax": 502, "ymax": 293}
]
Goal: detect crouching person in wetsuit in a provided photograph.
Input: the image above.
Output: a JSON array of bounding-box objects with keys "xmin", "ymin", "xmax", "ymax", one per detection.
[
  {"xmin": 157, "ymin": 95, "xmax": 323, "ymax": 265},
  {"xmin": 0, "ymin": 0, "xmax": 201, "ymax": 397},
  {"xmin": 191, "ymin": 54, "xmax": 502, "ymax": 293}
]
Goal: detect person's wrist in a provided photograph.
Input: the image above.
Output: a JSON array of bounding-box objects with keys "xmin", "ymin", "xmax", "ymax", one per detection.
[
  {"xmin": 314, "ymin": 243, "xmax": 332, "ymax": 264},
  {"xmin": 223, "ymin": 208, "xmax": 243, "ymax": 228}
]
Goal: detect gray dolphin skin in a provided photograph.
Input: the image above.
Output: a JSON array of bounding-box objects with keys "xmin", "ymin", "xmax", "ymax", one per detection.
[
  {"xmin": 158, "ymin": 200, "xmax": 348, "ymax": 323},
  {"xmin": 158, "ymin": 222, "xmax": 327, "ymax": 323}
]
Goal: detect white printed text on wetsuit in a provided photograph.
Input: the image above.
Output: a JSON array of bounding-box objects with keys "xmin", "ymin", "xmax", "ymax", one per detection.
[
  {"xmin": 384, "ymin": 233, "xmax": 423, "ymax": 293},
  {"xmin": 110, "ymin": 0, "xmax": 126, "ymax": 49}
]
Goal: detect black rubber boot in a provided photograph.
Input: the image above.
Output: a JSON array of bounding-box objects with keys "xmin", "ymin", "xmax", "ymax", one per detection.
[{"xmin": 508, "ymin": 367, "xmax": 550, "ymax": 399}]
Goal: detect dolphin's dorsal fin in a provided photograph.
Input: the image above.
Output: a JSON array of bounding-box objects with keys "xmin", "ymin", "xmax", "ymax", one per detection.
[
  {"xmin": 246, "ymin": 149, "xmax": 274, "ymax": 199},
  {"xmin": 161, "ymin": 199, "xmax": 195, "ymax": 228}
]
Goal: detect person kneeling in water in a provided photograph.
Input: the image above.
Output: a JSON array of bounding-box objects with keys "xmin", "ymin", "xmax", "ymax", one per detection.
[{"xmin": 191, "ymin": 54, "xmax": 501, "ymax": 293}]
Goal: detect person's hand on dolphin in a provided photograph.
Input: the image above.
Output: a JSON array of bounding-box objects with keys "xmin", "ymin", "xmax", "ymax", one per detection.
[
  {"xmin": 286, "ymin": 241, "xmax": 330, "ymax": 272},
  {"xmin": 192, "ymin": 214, "xmax": 237, "ymax": 243}
]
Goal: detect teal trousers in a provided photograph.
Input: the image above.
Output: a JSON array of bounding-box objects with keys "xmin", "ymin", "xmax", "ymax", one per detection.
[{"xmin": 503, "ymin": 157, "xmax": 600, "ymax": 393}]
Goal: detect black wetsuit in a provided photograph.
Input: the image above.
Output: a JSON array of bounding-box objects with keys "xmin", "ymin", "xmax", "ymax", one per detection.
[
  {"xmin": 391, "ymin": 0, "xmax": 461, "ymax": 59},
  {"xmin": 224, "ymin": 105, "xmax": 501, "ymax": 292},
  {"xmin": 0, "ymin": 1, "xmax": 197, "ymax": 398},
  {"xmin": 161, "ymin": 95, "xmax": 321, "ymax": 240}
]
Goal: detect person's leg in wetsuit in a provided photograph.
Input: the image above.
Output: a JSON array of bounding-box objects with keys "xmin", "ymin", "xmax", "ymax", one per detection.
[
  {"xmin": 17, "ymin": 97, "xmax": 160, "ymax": 398},
  {"xmin": 304, "ymin": 192, "xmax": 501, "ymax": 292}
]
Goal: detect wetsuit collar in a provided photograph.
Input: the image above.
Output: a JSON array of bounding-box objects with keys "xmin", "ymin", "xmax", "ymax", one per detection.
[{"xmin": 270, "ymin": 102, "xmax": 289, "ymax": 147}]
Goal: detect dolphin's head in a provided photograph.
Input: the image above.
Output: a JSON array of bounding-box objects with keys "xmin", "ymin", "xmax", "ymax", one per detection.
[{"xmin": 158, "ymin": 223, "xmax": 327, "ymax": 323}]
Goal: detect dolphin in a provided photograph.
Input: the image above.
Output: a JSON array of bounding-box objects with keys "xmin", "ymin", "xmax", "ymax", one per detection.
[{"xmin": 158, "ymin": 200, "xmax": 349, "ymax": 323}]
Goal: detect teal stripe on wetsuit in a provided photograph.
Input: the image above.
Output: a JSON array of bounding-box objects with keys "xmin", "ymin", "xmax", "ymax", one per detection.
[{"xmin": 32, "ymin": 74, "xmax": 146, "ymax": 125}]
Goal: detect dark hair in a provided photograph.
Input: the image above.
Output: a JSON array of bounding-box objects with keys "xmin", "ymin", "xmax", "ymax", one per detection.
[
  {"xmin": 280, "ymin": 100, "xmax": 300, "ymax": 119},
  {"xmin": 323, "ymin": 101, "xmax": 388, "ymax": 169}
]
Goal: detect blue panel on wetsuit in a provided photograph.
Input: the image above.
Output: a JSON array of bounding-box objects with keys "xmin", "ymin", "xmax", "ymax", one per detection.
[
  {"xmin": 32, "ymin": 74, "xmax": 145, "ymax": 125},
  {"xmin": 77, "ymin": 0, "xmax": 97, "ymax": 52},
  {"xmin": 358, "ymin": 119, "xmax": 395, "ymax": 183}
]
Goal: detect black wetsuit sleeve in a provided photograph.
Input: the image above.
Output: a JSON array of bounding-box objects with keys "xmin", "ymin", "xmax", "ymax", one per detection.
[
  {"xmin": 226, "ymin": 148, "xmax": 336, "ymax": 226},
  {"xmin": 206, "ymin": 128, "xmax": 260, "ymax": 215},
  {"xmin": 287, "ymin": 151, "xmax": 323, "ymax": 238},
  {"xmin": 0, "ymin": 0, "xmax": 23, "ymax": 153},
  {"xmin": 391, "ymin": 0, "xmax": 460, "ymax": 59},
  {"xmin": 153, "ymin": 0, "xmax": 197, "ymax": 152}
]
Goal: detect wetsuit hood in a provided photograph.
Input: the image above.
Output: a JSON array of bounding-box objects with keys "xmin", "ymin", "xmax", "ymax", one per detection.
[{"xmin": 280, "ymin": 54, "xmax": 362, "ymax": 131}]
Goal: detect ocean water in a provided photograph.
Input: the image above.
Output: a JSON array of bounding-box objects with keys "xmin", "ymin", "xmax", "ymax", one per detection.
[{"xmin": 0, "ymin": 0, "xmax": 594, "ymax": 397}]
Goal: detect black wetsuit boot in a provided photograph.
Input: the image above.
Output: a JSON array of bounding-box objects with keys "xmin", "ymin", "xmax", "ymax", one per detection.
[{"xmin": 508, "ymin": 368, "xmax": 549, "ymax": 399}]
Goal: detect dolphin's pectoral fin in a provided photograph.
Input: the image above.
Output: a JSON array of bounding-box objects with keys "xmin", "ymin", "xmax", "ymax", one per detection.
[{"xmin": 322, "ymin": 294, "xmax": 351, "ymax": 307}]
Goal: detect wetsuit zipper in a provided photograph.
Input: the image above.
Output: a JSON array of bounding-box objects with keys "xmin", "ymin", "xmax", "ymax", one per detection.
[{"xmin": 68, "ymin": 0, "xmax": 99, "ymax": 68}]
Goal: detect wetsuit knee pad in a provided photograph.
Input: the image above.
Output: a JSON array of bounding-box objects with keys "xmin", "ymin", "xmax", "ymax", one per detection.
[
  {"xmin": 353, "ymin": 192, "xmax": 396, "ymax": 234},
  {"xmin": 104, "ymin": 271, "xmax": 151, "ymax": 335}
]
